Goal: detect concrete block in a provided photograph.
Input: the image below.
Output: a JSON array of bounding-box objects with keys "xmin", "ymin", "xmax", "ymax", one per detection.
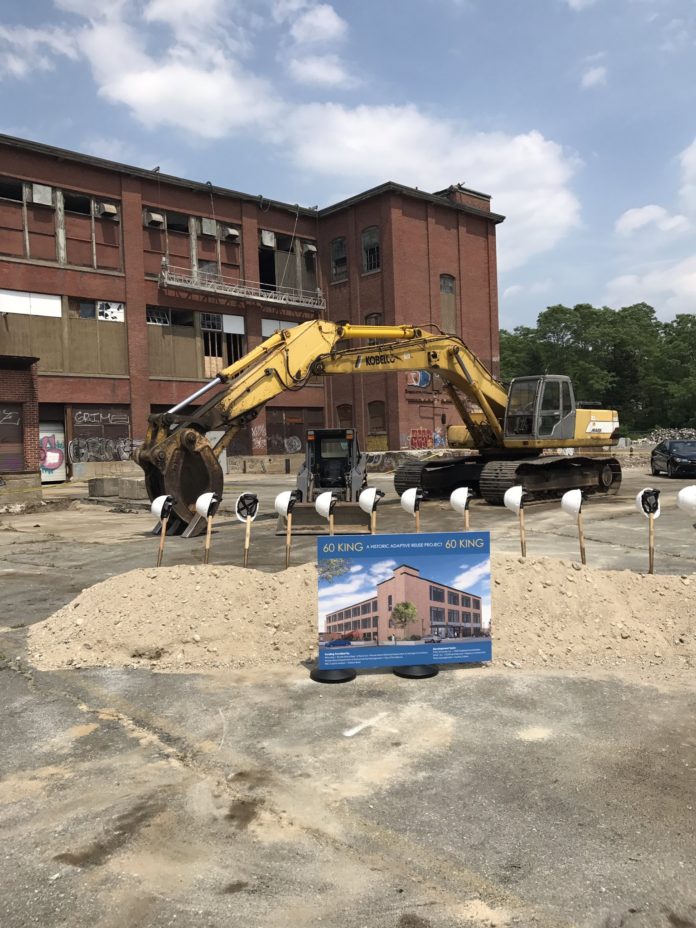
[
  {"xmin": 118, "ymin": 477, "xmax": 149, "ymax": 500},
  {"xmin": 0, "ymin": 472, "xmax": 42, "ymax": 508},
  {"xmin": 88, "ymin": 477, "xmax": 120, "ymax": 497}
]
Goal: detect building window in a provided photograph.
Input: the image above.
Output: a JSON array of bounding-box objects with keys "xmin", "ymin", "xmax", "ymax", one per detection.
[
  {"xmin": 68, "ymin": 299, "xmax": 96, "ymax": 320},
  {"xmin": 202, "ymin": 313, "xmax": 223, "ymax": 377},
  {"xmin": 440, "ymin": 274, "xmax": 458, "ymax": 335},
  {"xmin": 362, "ymin": 227, "xmax": 380, "ymax": 273},
  {"xmin": 429, "ymin": 585, "xmax": 445, "ymax": 602},
  {"xmin": 447, "ymin": 591, "xmax": 459, "ymax": 606},
  {"xmin": 368, "ymin": 401, "xmax": 386, "ymax": 434},
  {"xmin": 361, "ymin": 602, "xmax": 372, "ymax": 615},
  {"xmin": 0, "ymin": 177, "xmax": 23, "ymax": 202},
  {"xmin": 166, "ymin": 211, "xmax": 189, "ymax": 234},
  {"xmin": 331, "ymin": 237, "xmax": 347, "ymax": 281},
  {"xmin": 201, "ymin": 313, "xmax": 222, "ymax": 331},
  {"xmin": 198, "ymin": 260, "xmax": 220, "ymax": 282},
  {"xmin": 96, "ymin": 301, "xmax": 125, "ymax": 323},
  {"xmin": 388, "ymin": 594, "xmax": 393, "ymax": 611},
  {"xmin": 146, "ymin": 307, "xmax": 171, "ymax": 326},
  {"xmin": 63, "ymin": 192, "xmax": 92, "ymax": 216},
  {"xmin": 461, "ymin": 595, "xmax": 471, "ymax": 608},
  {"xmin": 371, "ymin": 599, "xmax": 378, "ymax": 611},
  {"xmin": 261, "ymin": 318, "xmax": 299, "ymax": 339},
  {"xmin": 430, "ymin": 607, "xmax": 445, "ymax": 624},
  {"xmin": 336, "ymin": 404, "xmax": 353, "ymax": 428},
  {"xmin": 448, "ymin": 609, "xmax": 459, "ymax": 623},
  {"xmin": 365, "ymin": 312, "xmax": 383, "ymax": 345},
  {"xmin": 361, "ymin": 618, "xmax": 371, "ymax": 629}
]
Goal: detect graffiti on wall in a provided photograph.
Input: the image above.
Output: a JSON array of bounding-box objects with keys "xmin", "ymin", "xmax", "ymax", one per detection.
[
  {"xmin": 251, "ymin": 424, "xmax": 267, "ymax": 453},
  {"xmin": 0, "ymin": 408, "xmax": 21, "ymax": 427},
  {"xmin": 67, "ymin": 437, "xmax": 142, "ymax": 463},
  {"xmin": 73, "ymin": 409, "xmax": 130, "ymax": 427},
  {"xmin": 40, "ymin": 434, "xmax": 65, "ymax": 472}
]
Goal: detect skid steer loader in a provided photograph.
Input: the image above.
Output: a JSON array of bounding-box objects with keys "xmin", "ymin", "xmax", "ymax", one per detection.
[{"xmin": 278, "ymin": 428, "xmax": 371, "ymax": 534}]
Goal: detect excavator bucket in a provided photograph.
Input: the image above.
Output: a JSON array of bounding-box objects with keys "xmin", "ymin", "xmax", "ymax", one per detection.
[
  {"xmin": 275, "ymin": 502, "xmax": 372, "ymax": 535},
  {"xmin": 136, "ymin": 426, "xmax": 224, "ymax": 536}
]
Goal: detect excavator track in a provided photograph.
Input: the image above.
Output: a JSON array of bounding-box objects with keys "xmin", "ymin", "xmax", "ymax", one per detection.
[
  {"xmin": 478, "ymin": 456, "xmax": 622, "ymax": 505},
  {"xmin": 393, "ymin": 457, "xmax": 485, "ymax": 498},
  {"xmin": 394, "ymin": 454, "xmax": 622, "ymax": 504}
]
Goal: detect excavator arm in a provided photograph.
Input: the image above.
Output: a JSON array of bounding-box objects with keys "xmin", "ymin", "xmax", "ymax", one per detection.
[{"xmin": 136, "ymin": 320, "xmax": 508, "ymax": 525}]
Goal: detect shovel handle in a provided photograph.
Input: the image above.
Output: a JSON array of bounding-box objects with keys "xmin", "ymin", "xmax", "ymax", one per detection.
[
  {"xmin": 244, "ymin": 516, "xmax": 252, "ymax": 568},
  {"xmin": 157, "ymin": 515, "xmax": 168, "ymax": 568},
  {"xmin": 519, "ymin": 508, "xmax": 526, "ymax": 559},
  {"xmin": 285, "ymin": 512, "xmax": 293, "ymax": 569}
]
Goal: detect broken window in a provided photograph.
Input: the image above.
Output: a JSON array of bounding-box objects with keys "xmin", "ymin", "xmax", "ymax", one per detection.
[
  {"xmin": 201, "ymin": 313, "xmax": 223, "ymax": 377},
  {"xmin": 0, "ymin": 177, "xmax": 23, "ymax": 202},
  {"xmin": 166, "ymin": 212, "xmax": 189, "ymax": 234},
  {"xmin": 68, "ymin": 298, "xmax": 96, "ymax": 319},
  {"xmin": 146, "ymin": 307, "xmax": 171, "ymax": 326},
  {"xmin": 63, "ymin": 192, "xmax": 92, "ymax": 215},
  {"xmin": 330, "ymin": 237, "xmax": 347, "ymax": 282},
  {"xmin": 170, "ymin": 310, "xmax": 194, "ymax": 327},
  {"xmin": 96, "ymin": 301, "xmax": 125, "ymax": 322},
  {"xmin": 440, "ymin": 274, "xmax": 458, "ymax": 335},
  {"xmin": 198, "ymin": 260, "xmax": 219, "ymax": 282},
  {"xmin": 361, "ymin": 227, "xmax": 380, "ymax": 273}
]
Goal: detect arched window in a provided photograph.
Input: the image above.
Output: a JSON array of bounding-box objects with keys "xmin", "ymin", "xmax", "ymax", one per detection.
[
  {"xmin": 440, "ymin": 274, "xmax": 457, "ymax": 335},
  {"xmin": 331, "ymin": 237, "xmax": 347, "ymax": 281},
  {"xmin": 336, "ymin": 404, "xmax": 353, "ymax": 428},
  {"xmin": 361, "ymin": 227, "xmax": 380, "ymax": 273},
  {"xmin": 368, "ymin": 400, "xmax": 386, "ymax": 434}
]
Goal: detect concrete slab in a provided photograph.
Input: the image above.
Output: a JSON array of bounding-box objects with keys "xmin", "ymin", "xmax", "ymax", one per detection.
[
  {"xmin": 87, "ymin": 477, "xmax": 120, "ymax": 498},
  {"xmin": 117, "ymin": 477, "xmax": 149, "ymax": 500}
]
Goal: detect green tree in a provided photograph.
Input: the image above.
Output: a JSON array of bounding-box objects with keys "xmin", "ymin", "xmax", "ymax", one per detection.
[
  {"xmin": 318, "ymin": 559, "xmax": 352, "ymax": 582},
  {"xmin": 390, "ymin": 601, "xmax": 418, "ymax": 639}
]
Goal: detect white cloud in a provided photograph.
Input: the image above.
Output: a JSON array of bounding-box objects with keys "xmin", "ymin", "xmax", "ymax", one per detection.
[
  {"xmin": 580, "ymin": 65, "xmax": 607, "ymax": 88},
  {"xmin": 290, "ymin": 4, "xmax": 347, "ymax": 44},
  {"xmin": 615, "ymin": 204, "xmax": 690, "ymax": 236},
  {"xmin": 451, "ymin": 559, "xmax": 490, "ymax": 592},
  {"xmin": 288, "ymin": 53, "xmax": 355, "ymax": 87},
  {"xmin": 565, "ymin": 0, "xmax": 600, "ymax": 10},
  {"xmin": 679, "ymin": 137, "xmax": 696, "ymax": 213},
  {"xmin": 604, "ymin": 254, "xmax": 696, "ymax": 316},
  {"xmin": 0, "ymin": 2, "xmax": 581, "ymax": 272},
  {"xmin": 0, "ymin": 24, "xmax": 77, "ymax": 78}
]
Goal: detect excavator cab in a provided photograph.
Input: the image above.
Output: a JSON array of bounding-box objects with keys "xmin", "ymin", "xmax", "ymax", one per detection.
[{"xmin": 504, "ymin": 376, "xmax": 577, "ymax": 441}]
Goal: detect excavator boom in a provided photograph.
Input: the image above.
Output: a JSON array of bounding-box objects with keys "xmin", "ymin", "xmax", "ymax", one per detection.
[{"xmin": 135, "ymin": 319, "xmax": 619, "ymax": 529}]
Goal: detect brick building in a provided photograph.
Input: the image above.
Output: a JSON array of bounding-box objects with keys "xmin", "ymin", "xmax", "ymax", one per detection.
[
  {"xmin": 323, "ymin": 565, "xmax": 485, "ymax": 644},
  {"xmin": 0, "ymin": 134, "xmax": 503, "ymax": 477}
]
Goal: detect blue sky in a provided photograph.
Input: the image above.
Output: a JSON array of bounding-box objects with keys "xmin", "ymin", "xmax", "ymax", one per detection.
[{"xmin": 1, "ymin": 0, "xmax": 695, "ymax": 327}]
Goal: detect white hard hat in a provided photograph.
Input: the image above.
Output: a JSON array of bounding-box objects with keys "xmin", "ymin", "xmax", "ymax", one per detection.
[
  {"xmin": 450, "ymin": 487, "xmax": 470, "ymax": 514},
  {"xmin": 400, "ymin": 487, "xmax": 422, "ymax": 515},
  {"xmin": 560, "ymin": 488, "xmax": 583, "ymax": 518},
  {"xmin": 315, "ymin": 491, "xmax": 337, "ymax": 520},
  {"xmin": 677, "ymin": 485, "xmax": 696, "ymax": 517},
  {"xmin": 359, "ymin": 487, "xmax": 383, "ymax": 514},
  {"xmin": 503, "ymin": 485, "xmax": 524, "ymax": 514},
  {"xmin": 151, "ymin": 494, "xmax": 174, "ymax": 519}
]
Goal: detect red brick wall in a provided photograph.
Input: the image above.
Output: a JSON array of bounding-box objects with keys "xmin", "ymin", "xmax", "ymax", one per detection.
[{"xmin": 0, "ymin": 362, "xmax": 40, "ymax": 471}]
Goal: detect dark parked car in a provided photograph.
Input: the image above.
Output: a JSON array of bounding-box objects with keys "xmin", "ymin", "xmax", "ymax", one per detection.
[{"xmin": 651, "ymin": 440, "xmax": 696, "ymax": 477}]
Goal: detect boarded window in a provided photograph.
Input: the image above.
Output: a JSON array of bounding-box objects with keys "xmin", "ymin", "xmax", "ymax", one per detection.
[
  {"xmin": 361, "ymin": 227, "xmax": 380, "ymax": 273},
  {"xmin": 68, "ymin": 299, "xmax": 96, "ymax": 319},
  {"xmin": 440, "ymin": 274, "xmax": 457, "ymax": 335},
  {"xmin": 331, "ymin": 237, "xmax": 347, "ymax": 281},
  {"xmin": 367, "ymin": 400, "xmax": 386, "ymax": 433},
  {"xmin": 0, "ymin": 405, "xmax": 24, "ymax": 472},
  {"xmin": 336, "ymin": 404, "xmax": 353, "ymax": 428}
]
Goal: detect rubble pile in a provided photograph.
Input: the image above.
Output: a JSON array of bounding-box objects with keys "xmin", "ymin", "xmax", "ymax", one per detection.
[{"xmin": 27, "ymin": 555, "xmax": 695, "ymax": 682}]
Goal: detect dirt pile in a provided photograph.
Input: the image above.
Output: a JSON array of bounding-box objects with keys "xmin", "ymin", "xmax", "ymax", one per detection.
[{"xmin": 26, "ymin": 556, "xmax": 696, "ymax": 680}]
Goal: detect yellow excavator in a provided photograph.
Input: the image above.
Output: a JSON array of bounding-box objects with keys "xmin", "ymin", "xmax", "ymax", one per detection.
[{"xmin": 135, "ymin": 320, "xmax": 621, "ymax": 532}]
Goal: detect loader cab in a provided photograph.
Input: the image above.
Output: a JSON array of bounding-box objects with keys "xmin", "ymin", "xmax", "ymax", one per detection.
[
  {"xmin": 296, "ymin": 428, "xmax": 367, "ymax": 502},
  {"xmin": 504, "ymin": 375, "xmax": 577, "ymax": 441}
]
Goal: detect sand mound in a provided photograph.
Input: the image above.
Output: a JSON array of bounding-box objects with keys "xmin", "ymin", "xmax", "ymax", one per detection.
[{"xmin": 27, "ymin": 556, "xmax": 696, "ymax": 680}]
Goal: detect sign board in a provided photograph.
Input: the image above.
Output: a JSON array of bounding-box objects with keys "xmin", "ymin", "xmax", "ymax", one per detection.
[{"xmin": 317, "ymin": 532, "xmax": 492, "ymax": 671}]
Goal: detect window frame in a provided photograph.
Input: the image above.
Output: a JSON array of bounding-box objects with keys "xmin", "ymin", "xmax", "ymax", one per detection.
[
  {"xmin": 361, "ymin": 226, "xmax": 380, "ymax": 274},
  {"xmin": 330, "ymin": 237, "xmax": 348, "ymax": 282}
]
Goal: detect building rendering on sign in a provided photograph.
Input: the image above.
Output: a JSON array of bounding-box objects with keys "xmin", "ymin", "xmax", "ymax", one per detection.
[
  {"xmin": 0, "ymin": 133, "xmax": 503, "ymax": 487},
  {"xmin": 323, "ymin": 565, "xmax": 485, "ymax": 643}
]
